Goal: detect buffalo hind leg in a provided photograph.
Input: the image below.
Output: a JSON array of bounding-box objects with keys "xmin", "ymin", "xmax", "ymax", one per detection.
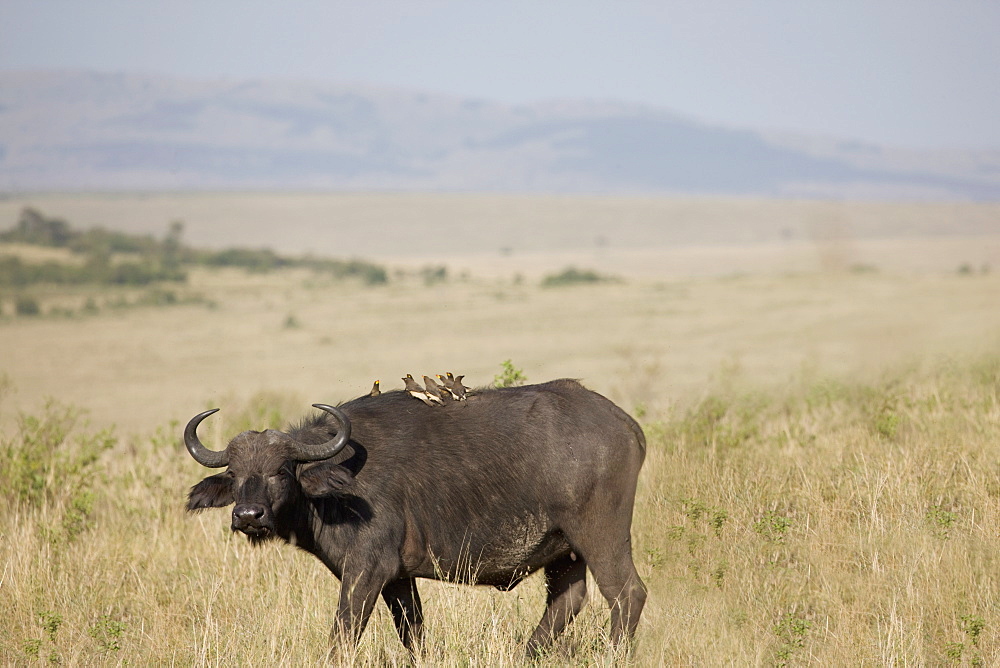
[
  {"xmin": 526, "ymin": 551, "xmax": 589, "ymax": 657},
  {"xmin": 381, "ymin": 577, "xmax": 424, "ymax": 652},
  {"xmin": 585, "ymin": 543, "xmax": 646, "ymax": 650},
  {"xmin": 560, "ymin": 461, "xmax": 647, "ymax": 653},
  {"xmin": 562, "ymin": 517, "xmax": 646, "ymax": 652}
]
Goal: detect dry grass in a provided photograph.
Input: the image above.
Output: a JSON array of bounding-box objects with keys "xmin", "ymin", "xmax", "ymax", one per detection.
[
  {"xmin": 2, "ymin": 267, "xmax": 998, "ymax": 437},
  {"xmin": 636, "ymin": 359, "xmax": 1000, "ymax": 665},
  {"xmin": 2, "ymin": 195, "xmax": 1000, "ymax": 664},
  {"xmin": 3, "ymin": 343, "xmax": 999, "ymax": 665}
]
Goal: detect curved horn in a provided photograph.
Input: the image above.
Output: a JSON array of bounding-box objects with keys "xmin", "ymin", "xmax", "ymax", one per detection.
[
  {"xmin": 184, "ymin": 408, "xmax": 229, "ymax": 468},
  {"xmin": 288, "ymin": 404, "xmax": 352, "ymax": 462}
]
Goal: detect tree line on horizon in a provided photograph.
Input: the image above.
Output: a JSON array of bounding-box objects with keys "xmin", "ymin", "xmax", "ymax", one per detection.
[{"xmin": 0, "ymin": 208, "xmax": 389, "ymax": 287}]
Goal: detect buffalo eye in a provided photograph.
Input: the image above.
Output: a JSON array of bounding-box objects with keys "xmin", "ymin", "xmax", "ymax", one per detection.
[{"xmin": 267, "ymin": 471, "xmax": 290, "ymax": 494}]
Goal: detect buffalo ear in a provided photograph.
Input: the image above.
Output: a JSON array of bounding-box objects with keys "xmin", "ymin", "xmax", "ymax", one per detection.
[
  {"xmin": 299, "ymin": 462, "xmax": 355, "ymax": 498},
  {"xmin": 187, "ymin": 473, "xmax": 235, "ymax": 511}
]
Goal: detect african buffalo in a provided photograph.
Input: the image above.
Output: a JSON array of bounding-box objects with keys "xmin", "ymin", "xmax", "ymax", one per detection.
[{"xmin": 184, "ymin": 379, "xmax": 647, "ymax": 656}]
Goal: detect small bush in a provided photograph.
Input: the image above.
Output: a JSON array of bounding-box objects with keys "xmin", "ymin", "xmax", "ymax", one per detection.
[
  {"xmin": 0, "ymin": 401, "xmax": 114, "ymax": 543},
  {"xmin": 774, "ymin": 612, "xmax": 812, "ymax": 666},
  {"xmin": 420, "ymin": 265, "xmax": 448, "ymax": 285},
  {"xmin": 541, "ymin": 266, "xmax": 618, "ymax": 287},
  {"xmin": 0, "ymin": 208, "xmax": 73, "ymax": 246},
  {"xmin": 88, "ymin": 614, "xmax": 126, "ymax": 653},
  {"xmin": 15, "ymin": 295, "xmax": 40, "ymax": 316},
  {"xmin": 850, "ymin": 263, "xmax": 878, "ymax": 274},
  {"xmin": 202, "ymin": 247, "xmax": 286, "ymax": 272},
  {"xmin": 137, "ymin": 289, "xmax": 177, "ymax": 306},
  {"xmin": 329, "ymin": 258, "xmax": 389, "ymax": 285},
  {"xmin": 927, "ymin": 505, "xmax": 958, "ymax": 539},
  {"xmin": 493, "ymin": 359, "xmax": 527, "ymax": 388},
  {"xmin": 753, "ymin": 510, "xmax": 793, "ymax": 544}
]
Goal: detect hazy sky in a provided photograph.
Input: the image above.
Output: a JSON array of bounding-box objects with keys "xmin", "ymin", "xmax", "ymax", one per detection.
[{"xmin": 2, "ymin": 1, "xmax": 998, "ymax": 150}]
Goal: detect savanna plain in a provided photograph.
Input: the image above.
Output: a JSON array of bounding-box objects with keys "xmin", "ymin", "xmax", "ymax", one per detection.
[{"xmin": 2, "ymin": 194, "xmax": 1000, "ymax": 666}]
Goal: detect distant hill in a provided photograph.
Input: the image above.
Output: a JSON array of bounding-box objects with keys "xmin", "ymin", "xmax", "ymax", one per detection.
[{"xmin": 1, "ymin": 70, "xmax": 998, "ymax": 199}]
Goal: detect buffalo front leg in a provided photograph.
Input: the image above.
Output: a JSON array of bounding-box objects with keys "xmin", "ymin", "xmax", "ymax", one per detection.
[
  {"xmin": 381, "ymin": 577, "xmax": 424, "ymax": 652},
  {"xmin": 526, "ymin": 552, "xmax": 589, "ymax": 657},
  {"xmin": 329, "ymin": 568, "xmax": 391, "ymax": 652}
]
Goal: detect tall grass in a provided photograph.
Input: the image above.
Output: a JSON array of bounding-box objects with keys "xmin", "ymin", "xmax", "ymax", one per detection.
[
  {"xmin": 2, "ymin": 355, "xmax": 999, "ymax": 665},
  {"xmin": 633, "ymin": 355, "xmax": 1000, "ymax": 666}
]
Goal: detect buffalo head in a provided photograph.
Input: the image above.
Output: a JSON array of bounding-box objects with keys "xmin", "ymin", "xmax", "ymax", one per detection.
[{"xmin": 184, "ymin": 404, "xmax": 354, "ymax": 541}]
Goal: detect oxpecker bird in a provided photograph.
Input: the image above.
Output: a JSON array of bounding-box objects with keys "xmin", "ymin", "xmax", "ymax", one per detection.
[
  {"xmin": 403, "ymin": 374, "xmax": 425, "ymax": 397},
  {"xmin": 403, "ymin": 374, "xmax": 437, "ymax": 406},
  {"xmin": 422, "ymin": 375, "xmax": 447, "ymax": 404},
  {"xmin": 436, "ymin": 373, "xmax": 457, "ymax": 398},
  {"xmin": 450, "ymin": 375, "xmax": 469, "ymax": 400},
  {"xmin": 369, "ymin": 380, "xmax": 381, "ymax": 397}
]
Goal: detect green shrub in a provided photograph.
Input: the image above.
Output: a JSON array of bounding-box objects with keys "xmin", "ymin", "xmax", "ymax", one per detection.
[
  {"xmin": 318, "ymin": 258, "xmax": 390, "ymax": 285},
  {"xmin": 753, "ymin": 510, "xmax": 793, "ymax": 544},
  {"xmin": 0, "ymin": 208, "xmax": 73, "ymax": 246},
  {"xmin": 493, "ymin": 359, "xmax": 527, "ymax": 388},
  {"xmin": 108, "ymin": 259, "xmax": 185, "ymax": 285},
  {"xmin": 69, "ymin": 227, "xmax": 161, "ymax": 256},
  {"xmin": 88, "ymin": 614, "xmax": 126, "ymax": 653},
  {"xmin": 0, "ymin": 252, "xmax": 185, "ymax": 288},
  {"xmin": 420, "ymin": 265, "xmax": 448, "ymax": 285},
  {"xmin": 0, "ymin": 401, "xmax": 114, "ymax": 543},
  {"xmin": 349, "ymin": 261, "xmax": 388, "ymax": 285},
  {"xmin": 15, "ymin": 295, "xmax": 40, "ymax": 316},
  {"xmin": 137, "ymin": 289, "xmax": 177, "ymax": 306},
  {"xmin": 541, "ymin": 266, "xmax": 618, "ymax": 287},
  {"xmin": 774, "ymin": 612, "xmax": 812, "ymax": 666},
  {"xmin": 201, "ymin": 247, "xmax": 286, "ymax": 272}
]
